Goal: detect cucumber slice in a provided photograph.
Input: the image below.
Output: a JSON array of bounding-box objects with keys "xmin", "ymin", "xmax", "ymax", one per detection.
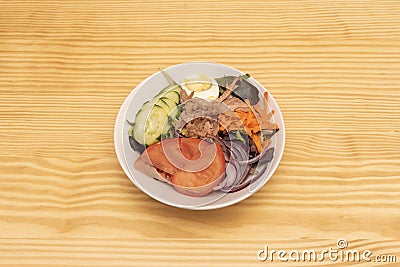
[
  {"xmin": 171, "ymin": 84, "xmax": 182, "ymax": 94},
  {"xmin": 155, "ymin": 99, "xmax": 175, "ymax": 131},
  {"xmin": 132, "ymin": 100, "xmax": 155, "ymax": 143},
  {"xmin": 130, "ymin": 71, "xmax": 183, "ymax": 147},
  {"xmin": 140, "ymin": 100, "xmax": 154, "ymax": 110},
  {"xmin": 156, "ymin": 84, "xmax": 182, "ymax": 98},
  {"xmin": 128, "ymin": 126, "xmax": 134, "ymax": 137},
  {"xmin": 155, "ymin": 98, "xmax": 171, "ymax": 113},
  {"xmin": 162, "ymin": 90, "xmax": 180, "ymax": 104},
  {"xmin": 160, "ymin": 97, "xmax": 178, "ymax": 118},
  {"xmin": 155, "ymin": 85, "xmax": 176, "ymax": 97},
  {"xmin": 133, "ymin": 104, "xmax": 169, "ymax": 146},
  {"xmin": 144, "ymin": 105, "xmax": 169, "ymax": 145}
]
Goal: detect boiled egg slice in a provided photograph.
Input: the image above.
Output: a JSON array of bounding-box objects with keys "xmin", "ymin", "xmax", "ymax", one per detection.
[{"xmin": 181, "ymin": 74, "xmax": 220, "ymax": 100}]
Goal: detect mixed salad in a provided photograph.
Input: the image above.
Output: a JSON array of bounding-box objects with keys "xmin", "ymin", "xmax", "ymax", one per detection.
[{"xmin": 128, "ymin": 70, "xmax": 279, "ymax": 197}]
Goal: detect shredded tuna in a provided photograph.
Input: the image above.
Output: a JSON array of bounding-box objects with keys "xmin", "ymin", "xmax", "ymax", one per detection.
[
  {"xmin": 180, "ymin": 90, "xmax": 194, "ymax": 103},
  {"xmin": 222, "ymin": 97, "xmax": 250, "ymax": 111},
  {"xmin": 217, "ymin": 76, "xmax": 240, "ymax": 102},
  {"xmin": 175, "ymin": 98, "xmax": 228, "ymax": 138}
]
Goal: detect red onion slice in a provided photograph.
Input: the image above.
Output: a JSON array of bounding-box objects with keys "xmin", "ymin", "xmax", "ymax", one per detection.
[{"xmin": 219, "ymin": 148, "xmax": 274, "ymax": 193}]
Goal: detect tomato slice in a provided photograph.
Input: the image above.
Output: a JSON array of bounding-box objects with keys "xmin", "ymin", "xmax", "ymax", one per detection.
[
  {"xmin": 162, "ymin": 138, "xmax": 218, "ymax": 172},
  {"xmin": 171, "ymin": 143, "xmax": 224, "ymax": 187},
  {"xmin": 178, "ymin": 138, "xmax": 201, "ymax": 160},
  {"xmin": 140, "ymin": 138, "xmax": 177, "ymax": 175},
  {"xmin": 171, "ymin": 140, "xmax": 225, "ymax": 196},
  {"xmin": 134, "ymin": 156, "xmax": 171, "ymax": 183},
  {"xmin": 136, "ymin": 137, "xmax": 226, "ymax": 197}
]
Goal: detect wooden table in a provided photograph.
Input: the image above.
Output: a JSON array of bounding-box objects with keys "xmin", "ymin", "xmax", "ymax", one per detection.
[{"xmin": 1, "ymin": 1, "xmax": 399, "ymax": 266}]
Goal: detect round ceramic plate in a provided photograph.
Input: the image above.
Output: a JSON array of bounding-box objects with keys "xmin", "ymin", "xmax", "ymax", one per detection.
[{"xmin": 115, "ymin": 62, "xmax": 285, "ymax": 210}]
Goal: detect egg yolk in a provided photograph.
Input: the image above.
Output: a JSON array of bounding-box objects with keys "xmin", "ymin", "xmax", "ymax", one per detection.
[{"xmin": 184, "ymin": 79, "xmax": 212, "ymax": 92}]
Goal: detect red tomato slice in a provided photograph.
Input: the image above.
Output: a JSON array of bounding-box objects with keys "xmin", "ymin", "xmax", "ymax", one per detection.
[
  {"xmin": 162, "ymin": 138, "xmax": 217, "ymax": 172},
  {"xmin": 171, "ymin": 140, "xmax": 225, "ymax": 197},
  {"xmin": 134, "ymin": 156, "xmax": 172, "ymax": 183},
  {"xmin": 140, "ymin": 139, "xmax": 178, "ymax": 175},
  {"xmin": 171, "ymin": 143, "xmax": 224, "ymax": 187},
  {"xmin": 137, "ymin": 138, "xmax": 226, "ymax": 197},
  {"xmin": 178, "ymin": 138, "xmax": 201, "ymax": 160}
]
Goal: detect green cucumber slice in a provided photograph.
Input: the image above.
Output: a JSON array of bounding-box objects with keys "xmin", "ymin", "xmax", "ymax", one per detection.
[
  {"xmin": 160, "ymin": 97, "xmax": 178, "ymax": 118},
  {"xmin": 162, "ymin": 90, "xmax": 180, "ymax": 104},
  {"xmin": 133, "ymin": 104, "xmax": 169, "ymax": 146},
  {"xmin": 155, "ymin": 98, "xmax": 171, "ymax": 113},
  {"xmin": 155, "ymin": 84, "xmax": 180, "ymax": 97}
]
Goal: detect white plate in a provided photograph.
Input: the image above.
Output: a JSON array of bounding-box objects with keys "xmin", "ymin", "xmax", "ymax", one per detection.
[{"xmin": 114, "ymin": 62, "xmax": 285, "ymax": 210}]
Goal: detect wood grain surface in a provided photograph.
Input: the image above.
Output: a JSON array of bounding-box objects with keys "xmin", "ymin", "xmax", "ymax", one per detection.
[{"xmin": 0, "ymin": 0, "xmax": 399, "ymax": 266}]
